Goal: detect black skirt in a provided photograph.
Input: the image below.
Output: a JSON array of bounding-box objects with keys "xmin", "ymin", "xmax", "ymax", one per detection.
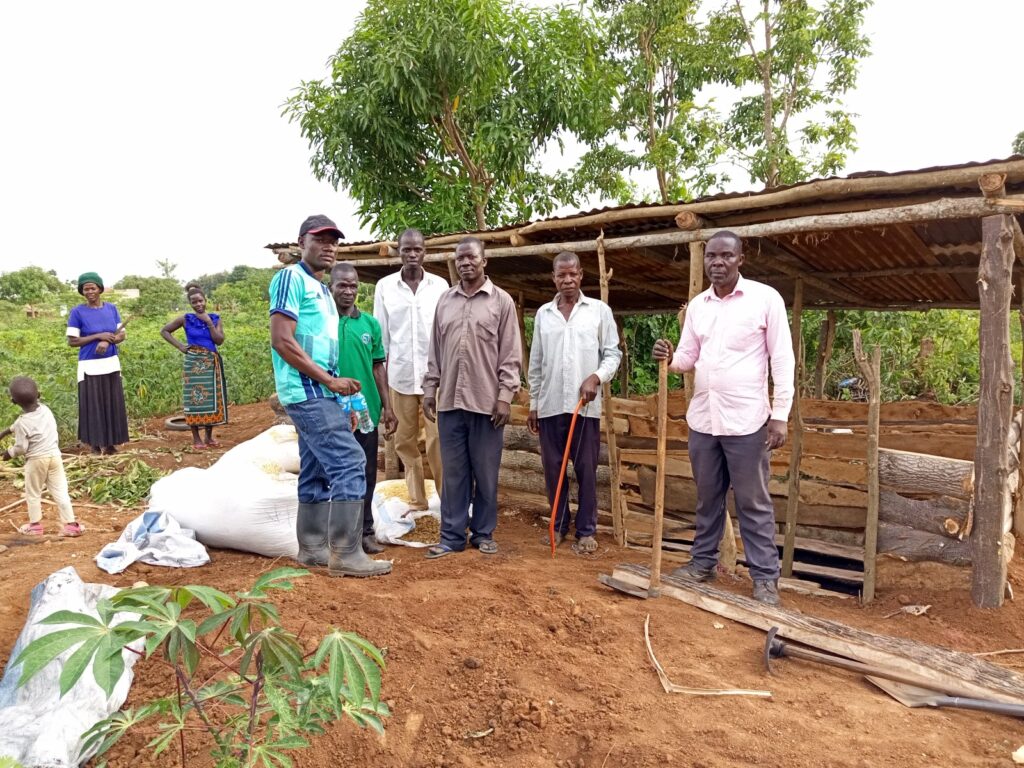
[{"xmin": 78, "ymin": 372, "xmax": 130, "ymax": 448}]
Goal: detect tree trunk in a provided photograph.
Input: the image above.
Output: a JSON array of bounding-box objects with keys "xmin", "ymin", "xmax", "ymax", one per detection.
[
  {"xmin": 972, "ymin": 214, "xmax": 1016, "ymax": 607},
  {"xmin": 878, "ymin": 449, "xmax": 974, "ymax": 500},
  {"xmin": 813, "ymin": 310, "xmax": 836, "ymax": 399},
  {"xmin": 852, "ymin": 332, "xmax": 882, "ymax": 603}
]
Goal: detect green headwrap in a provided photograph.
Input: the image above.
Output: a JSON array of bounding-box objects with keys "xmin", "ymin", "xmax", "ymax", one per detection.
[{"xmin": 77, "ymin": 272, "xmax": 104, "ymax": 295}]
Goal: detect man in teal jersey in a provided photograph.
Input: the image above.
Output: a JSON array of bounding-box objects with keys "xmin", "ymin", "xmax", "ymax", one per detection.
[
  {"xmin": 330, "ymin": 262, "xmax": 398, "ymax": 554},
  {"xmin": 269, "ymin": 214, "xmax": 391, "ymax": 578}
]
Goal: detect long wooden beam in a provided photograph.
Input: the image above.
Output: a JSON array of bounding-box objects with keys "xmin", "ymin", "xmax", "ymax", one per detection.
[
  {"xmin": 606, "ymin": 563, "xmax": 1024, "ymax": 704},
  {"xmin": 349, "ymin": 196, "xmax": 1023, "ymax": 268},
  {"xmin": 668, "ymin": 159, "xmax": 1024, "ymax": 217}
]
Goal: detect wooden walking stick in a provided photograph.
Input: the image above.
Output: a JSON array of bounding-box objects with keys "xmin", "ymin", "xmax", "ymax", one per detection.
[{"xmin": 649, "ymin": 357, "xmax": 669, "ymax": 597}]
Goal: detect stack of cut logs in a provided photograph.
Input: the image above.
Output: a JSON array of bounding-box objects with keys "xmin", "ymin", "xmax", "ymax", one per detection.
[{"xmin": 496, "ymin": 395, "xmax": 1019, "ymax": 583}]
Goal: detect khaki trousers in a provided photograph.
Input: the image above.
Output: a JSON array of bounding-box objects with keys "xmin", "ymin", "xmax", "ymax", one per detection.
[
  {"xmin": 24, "ymin": 453, "xmax": 75, "ymax": 524},
  {"xmin": 391, "ymin": 390, "xmax": 443, "ymax": 508}
]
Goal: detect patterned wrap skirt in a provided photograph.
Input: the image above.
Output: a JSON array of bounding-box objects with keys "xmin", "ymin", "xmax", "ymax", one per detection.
[{"xmin": 183, "ymin": 346, "xmax": 229, "ymax": 427}]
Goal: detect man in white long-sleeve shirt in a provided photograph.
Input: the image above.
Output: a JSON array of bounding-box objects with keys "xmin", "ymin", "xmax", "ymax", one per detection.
[
  {"xmin": 373, "ymin": 228, "xmax": 449, "ymax": 509},
  {"xmin": 528, "ymin": 252, "xmax": 621, "ymax": 554}
]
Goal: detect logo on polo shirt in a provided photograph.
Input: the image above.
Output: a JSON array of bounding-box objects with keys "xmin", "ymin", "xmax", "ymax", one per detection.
[{"xmin": 361, "ymin": 333, "xmax": 372, "ymax": 346}]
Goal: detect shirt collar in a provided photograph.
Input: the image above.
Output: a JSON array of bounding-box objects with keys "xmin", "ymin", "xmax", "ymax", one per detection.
[
  {"xmin": 456, "ymin": 277, "xmax": 494, "ymax": 298},
  {"xmin": 704, "ymin": 274, "xmax": 747, "ymax": 302},
  {"xmin": 546, "ymin": 290, "xmax": 592, "ymax": 313},
  {"xmin": 340, "ymin": 307, "xmax": 361, "ymax": 319}
]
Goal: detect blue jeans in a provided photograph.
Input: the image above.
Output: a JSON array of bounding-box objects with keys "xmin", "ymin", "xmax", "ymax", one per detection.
[{"xmin": 284, "ymin": 398, "xmax": 366, "ymax": 503}]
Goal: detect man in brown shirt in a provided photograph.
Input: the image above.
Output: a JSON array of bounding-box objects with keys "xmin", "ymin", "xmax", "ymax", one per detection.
[{"xmin": 423, "ymin": 237, "xmax": 522, "ymax": 557}]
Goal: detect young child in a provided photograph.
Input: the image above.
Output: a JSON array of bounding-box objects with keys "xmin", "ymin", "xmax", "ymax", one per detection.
[{"xmin": 0, "ymin": 376, "xmax": 82, "ymax": 536}]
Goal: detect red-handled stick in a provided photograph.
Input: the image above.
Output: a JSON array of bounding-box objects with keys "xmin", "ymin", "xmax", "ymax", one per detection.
[{"xmin": 548, "ymin": 397, "xmax": 586, "ymax": 558}]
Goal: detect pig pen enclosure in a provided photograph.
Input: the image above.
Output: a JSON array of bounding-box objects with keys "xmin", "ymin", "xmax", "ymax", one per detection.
[{"xmin": 272, "ymin": 155, "xmax": 1024, "ymax": 609}]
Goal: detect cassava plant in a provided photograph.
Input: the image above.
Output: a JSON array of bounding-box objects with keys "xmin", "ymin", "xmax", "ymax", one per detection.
[{"xmin": 14, "ymin": 568, "xmax": 388, "ymax": 768}]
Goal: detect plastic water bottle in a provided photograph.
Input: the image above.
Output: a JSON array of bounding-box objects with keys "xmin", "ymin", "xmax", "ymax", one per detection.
[
  {"xmin": 338, "ymin": 395, "xmax": 353, "ymax": 416},
  {"xmin": 350, "ymin": 392, "xmax": 375, "ymax": 434}
]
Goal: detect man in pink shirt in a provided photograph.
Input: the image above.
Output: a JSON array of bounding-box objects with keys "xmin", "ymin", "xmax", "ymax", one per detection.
[{"xmin": 653, "ymin": 231, "xmax": 795, "ymax": 605}]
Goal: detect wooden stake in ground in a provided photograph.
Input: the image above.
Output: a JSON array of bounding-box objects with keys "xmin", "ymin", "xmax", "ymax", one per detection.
[
  {"xmin": 649, "ymin": 357, "xmax": 669, "ymax": 597},
  {"xmin": 781, "ymin": 278, "xmax": 804, "ymax": 578},
  {"xmin": 852, "ymin": 330, "xmax": 882, "ymax": 604},
  {"xmin": 597, "ymin": 230, "xmax": 625, "ymax": 547},
  {"xmin": 972, "ymin": 214, "xmax": 1016, "ymax": 608}
]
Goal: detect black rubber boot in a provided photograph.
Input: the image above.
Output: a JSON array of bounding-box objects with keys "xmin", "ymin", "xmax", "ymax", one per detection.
[
  {"xmin": 362, "ymin": 535, "xmax": 386, "ymax": 554},
  {"xmin": 295, "ymin": 501, "xmax": 329, "ymax": 567},
  {"xmin": 328, "ymin": 500, "xmax": 392, "ymax": 577}
]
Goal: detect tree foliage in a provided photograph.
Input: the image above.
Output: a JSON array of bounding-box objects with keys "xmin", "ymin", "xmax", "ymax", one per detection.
[
  {"xmin": 589, "ymin": 0, "xmax": 727, "ymax": 202},
  {"xmin": 286, "ymin": 0, "xmax": 618, "ymax": 235},
  {"xmin": 1014, "ymin": 130, "xmax": 1024, "ymax": 156},
  {"xmin": 706, "ymin": 0, "xmax": 871, "ymax": 188},
  {"xmin": 0, "ymin": 267, "xmax": 67, "ymax": 304},
  {"xmin": 114, "ymin": 274, "xmax": 184, "ymax": 317}
]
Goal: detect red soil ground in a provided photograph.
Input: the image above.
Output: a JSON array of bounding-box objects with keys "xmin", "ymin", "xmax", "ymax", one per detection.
[{"xmin": 1, "ymin": 402, "xmax": 1023, "ymax": 767}]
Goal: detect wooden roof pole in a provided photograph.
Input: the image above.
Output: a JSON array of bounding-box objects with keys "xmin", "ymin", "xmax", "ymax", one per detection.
[
  {"xmin": 972, "ymin": 213, "xmax": 1016, "ymax": 608},
  {"xmin": 672, "ymin": 159, "xmax": 1024, "ymax": 217},
  {"xmin": 349, "ymin": 196, "xmax": 1024, "ymax": 268}
]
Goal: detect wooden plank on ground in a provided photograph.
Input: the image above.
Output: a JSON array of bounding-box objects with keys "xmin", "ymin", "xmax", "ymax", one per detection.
[{"xmin": 606, "ymin": 563, "xmax": 1024, "ymax": 705}]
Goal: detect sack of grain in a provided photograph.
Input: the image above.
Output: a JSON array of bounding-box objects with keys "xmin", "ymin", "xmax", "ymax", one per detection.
[{"xmin": 371, "ymin": 479, "xmax": 444, "ymax": 548}]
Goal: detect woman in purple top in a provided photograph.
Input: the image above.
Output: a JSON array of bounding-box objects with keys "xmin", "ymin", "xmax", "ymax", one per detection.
[
  {"xmin": 66, "ymin": 272, "xmax": 129, "ymax": 454},
  {"xmin": 160, "ymin": 287, "xmax": 228, "ymax": 449}
]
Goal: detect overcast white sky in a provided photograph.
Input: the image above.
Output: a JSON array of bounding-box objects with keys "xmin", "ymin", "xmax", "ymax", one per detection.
[{"xmin": 1, "ymin": 1, "xmax": 1022, "ymax": 286}]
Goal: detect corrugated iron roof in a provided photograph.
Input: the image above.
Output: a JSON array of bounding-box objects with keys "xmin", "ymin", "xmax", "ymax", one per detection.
[{"xmin": 265, "ymin": 157, "xmax": 1024, "ymax": 311}]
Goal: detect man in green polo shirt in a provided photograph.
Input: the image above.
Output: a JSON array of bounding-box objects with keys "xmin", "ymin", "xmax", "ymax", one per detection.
[{"xmin": 331, "ymin": 262, "xmax": 398, "ymax": 554}]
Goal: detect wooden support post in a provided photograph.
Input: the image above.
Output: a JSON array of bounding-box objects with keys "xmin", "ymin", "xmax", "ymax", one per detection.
[
  {"xmin": 615, "ymin": 315, "xmax": 629, "ymax": 397},
  {"xmin": 650, "ymin": 357, "xmax": 669, "ymax": 596},
  {"xmin": 384, "ymin": 437, "xmax": 400, "ymax": 480},
  {"xmin": 516, "ymin": 292, "xmax": 529, "ymax": 381},
  {"xmin": 813, "ymin": 309, "xmax": 836, "ymax": 399},
  {"xmin": 597, "ymin": 231, "xmax": 625, "ymax": 546},
  {"xmin": 781, "ymin": 278, "xmax": 804, "ymax": 578},
  {"xmin": 972, "ymin": 214, "xmax": 1016, "ymax": 608},
  {"xmin": 447, "ymin": 258, "xmax": 458, "ymax": 286},
  {"xmin": 853, "ymin": 330, "xmax": 882, "ymax": 604},
  {"xmin": 685, "ymin": 241, "xmax": 704, "ymax": 399},
  {"xmin": 1017, "ymin": 272, "xmax": 1024, "ymax": 539}
]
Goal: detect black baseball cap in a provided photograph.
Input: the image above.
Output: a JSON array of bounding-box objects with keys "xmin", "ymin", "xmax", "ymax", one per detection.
[{"xmin": 298, "ymin": 214, "xmax": 345, "ymax": 240}]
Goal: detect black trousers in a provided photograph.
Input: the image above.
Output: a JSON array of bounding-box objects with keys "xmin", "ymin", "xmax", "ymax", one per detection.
[
  {"xmin": 353, "ymin": 428, "xmax": 379, "ymax": 537},
  {"xmin": 538, "ymin": 414, "xmax": 601, "ymax": 538},
  {"xmin": 437, "ymin": 409, "xmax": 504, "ymax": 550}
]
